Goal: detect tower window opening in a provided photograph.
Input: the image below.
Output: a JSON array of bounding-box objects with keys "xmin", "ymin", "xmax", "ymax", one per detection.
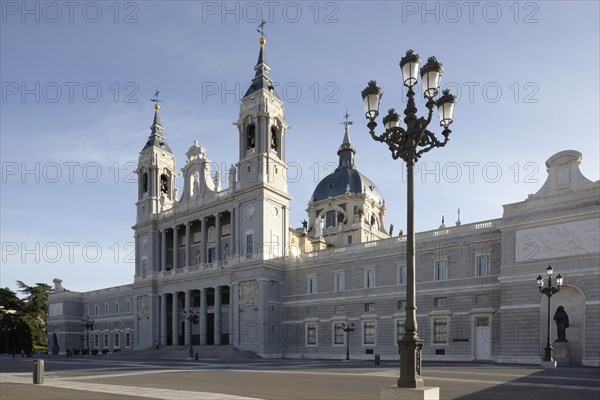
[
  {"xmin": 247, "ymin": 125, "xmax": 256, "ymax": 149},
  {"xmin": 271, "ymin": 126, "xmax": 278, "ymax": 151},
  {"xmin": 160, "ymin": 174, "xmax": 169, "ymax": 194},
  {"xmin": 142, "ymin": 172, "xmax": 148, "ymax": 193}
]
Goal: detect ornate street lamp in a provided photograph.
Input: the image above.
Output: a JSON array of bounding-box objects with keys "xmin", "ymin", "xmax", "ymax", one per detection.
[
  {"xmin": 362, "ymin": 49, "xmax": 456, "ymax": 390},
  {"xmin": 184, "ymin": 309, "xmax": 200, "ymax": 324},
  {"xmin": 537, "ymin": 265, "xmax": 563, "ymax": 362},
  {"xmin": 342, "ymin": 323, "xmax": 355, "ymax": 361},
  {"xmin": 81, "ymin": 316, "xmax": 94, "ymax": 354}
]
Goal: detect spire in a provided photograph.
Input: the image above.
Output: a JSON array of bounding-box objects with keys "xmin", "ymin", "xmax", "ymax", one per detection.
[
  {"xmin": 142, "ymin": 90, "xmax": 172, "ymax": 152},
  {"xmin": 337, "ymin": 111, "xmax": 356, "ymax": 168},
  {"xmin": 244, "ymin": 22, "xmax": 279, "ymax": 99}
]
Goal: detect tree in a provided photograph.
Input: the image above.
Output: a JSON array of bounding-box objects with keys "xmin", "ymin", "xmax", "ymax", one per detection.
[
  {"xmin": 16, "ymin": 281, "xmax": 52, "ymax": 350},
  {"xmin": 0, "ymin": 287, "xmax": 30, "ymax": 353}
]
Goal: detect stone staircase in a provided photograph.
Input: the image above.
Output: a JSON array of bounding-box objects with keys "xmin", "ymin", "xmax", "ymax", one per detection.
[{"xmin": 121, "ymin": 345, "xmax": 260, "ymax": 360}]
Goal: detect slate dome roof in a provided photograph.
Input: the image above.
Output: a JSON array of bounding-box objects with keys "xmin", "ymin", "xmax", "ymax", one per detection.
[{"xmin": 311, "ymin": 126, "xmax": 383, "ymax": 204}]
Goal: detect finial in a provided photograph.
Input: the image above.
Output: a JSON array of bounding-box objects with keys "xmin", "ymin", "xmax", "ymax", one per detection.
[
  {"xmin": 439, "ymin": 215, "xmax": 447, "ymax": 230},
  {"xmin": 455, "ymin": 208, "xmax": 462, "ymax": 226},
  {"xmin": 341, "ymin": 111, "xmax": 354, "ymax": 130},
  {"xmin": 150, "ymin": 90, "xmax": 163, "ymax": 110},
  {"xmin": 257, "ymin": 19, "xmax": 267, "ymax": 45}
]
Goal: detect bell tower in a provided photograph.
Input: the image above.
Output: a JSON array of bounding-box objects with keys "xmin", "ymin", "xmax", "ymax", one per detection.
[
  {"xmin": 236, "ymin": 35, "xmax": 288, "ymax": 192},
  {"xmin": 136, "ymin": 93, "xmax": 177, "ymax": 223}
]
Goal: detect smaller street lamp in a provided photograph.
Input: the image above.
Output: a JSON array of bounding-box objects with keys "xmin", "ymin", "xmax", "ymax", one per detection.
[
  {"xmin": 537, "ymin": 265, "xmax": 563, "ymax": 363},
  {"xmin": 342, "ymin": 323, "xmax": 355, "ymax": 361},
  {"xmin": 184, "ymin": 309, "xmax": 200, "ymax": 324},
  {"xmin": 81, "ymin": 316, "xmax": 95, "ymax": 354}
]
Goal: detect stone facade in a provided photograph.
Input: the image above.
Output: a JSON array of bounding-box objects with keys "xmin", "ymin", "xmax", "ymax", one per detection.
[{"xmin": 47, "ymin": 41, "xmax": 600, "ymax": 366}]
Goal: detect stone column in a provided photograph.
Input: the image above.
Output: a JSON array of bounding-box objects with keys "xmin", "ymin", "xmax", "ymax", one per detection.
[
  {"xmin": 231, "ymin": 283, "xmax": 239, "ymax": 345},
  {"xmin": 160, "ymin": 293, "xmax": 168, "ymax": 346},
  {"xmin": 200, "ymin": 288, "xmax": 207, "ymax": 345},
  {"xmin": 215, "ymin": 213, "xmax": 222, "ymax": 262},
  {"xmin": 201, "ymin": 218, "xmax": 207, "ymax": 264},
  {"xmin": 214, "ymin": 286, "xmax": 222, "ymax": 345},
  {"xmin": 161, "ymin": 230, "xmax": 167, "ymax": 271},
  {"xmin": 230, "ymin": 208, "xmax": 236, "ymax": 258},
  {"xmin": 185, "ymin": 222, "xmax": 191, "ymax": 267},
  {"xmin": 172, "ymin": 292, "xmax": 179, "ymax": 346},
  {"xmin": 184, "ymin": 290, "xmax": 192, "ymax": 346},
  {"xmin": 173, "ymin": 225, "xmax": 179, "ymax": 269},
  {"xmin": 258, "ymin": 279, "xmax": 268, "ymax": 353}
]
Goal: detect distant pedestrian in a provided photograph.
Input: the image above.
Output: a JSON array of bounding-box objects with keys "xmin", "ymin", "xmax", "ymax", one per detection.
[
  {"xmin": 155, "ymin": 340, "xmax": 159, "ymax": 350},
  {"xmin": 21, "ymin": 349, "xmax": 25, "ymax": 358}
]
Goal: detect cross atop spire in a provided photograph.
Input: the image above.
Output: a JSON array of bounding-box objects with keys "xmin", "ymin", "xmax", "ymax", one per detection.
[
  {"xmin": 338, "ymin": 110, "xmax": 356, "ymax": 168},
  {"xmin": 257, "ymin": 19, "xmax": 267, "ymax": 41}
]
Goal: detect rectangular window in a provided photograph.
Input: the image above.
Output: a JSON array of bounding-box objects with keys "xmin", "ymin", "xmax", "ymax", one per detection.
[
  {"xmin": 433, "ymin": 318, "xmax": 448, "ymax": 344},
  {"xmin": 364, "ymin": 302, "xmax": 375, "ymax": 312},
  {"xmin": 207, "ymin": 247, "xmax": 216, "ymax": 263},
  {"xmin": 115, "ymin": 302, "xmax": 119, "ymax": 314},
  {"xmin": 334, "ymin": 272, "xmax": 345, "ymax": 292},
  {"xmin": 333, "ymin": 322, "xmax": 345, "ymax": 345},
  {"xmin": 365, "ymin": 268, "xmax": 375, "ymax": 288},
  {"xmin": 94, "ymin": 334, "xmax": 99, "ymax": 348},
  {"xmin": 347, "ymin": 235, "xmax": 352, "ymax": 245},
  {"xmin": 396, "ymin": 320, "xmax": 405, "ymax": 343},
  {"xmin": 434, "ymin": 297, "xmax": 447, "ymax": 307},
  {"xmin": 335, "ymin": 305, "xmax": 344, "ymax": 313},
  {"xmin": 114, "ymin": 333, "xmax": 120, "ymax": 347},
  {"xmin": 477, "ymin": 255, "xmax": 489, "ymax": 277},
  {"xmin": 105, "ymin": 303, "xmax": 109, "ymax": 315},
  {"xmin": 141, "ymin": 258, "xmax": 147, "ymax": 276},
  {"xmin": 326, "ymin": 210, "xmax": 336, "ymax": 228},
  {"xmin": 363, "ymin": 321, "xmax": 375, "ymax": 345},
  {"xmin": 306, "ymin": 323, "xmax": 317, "ymax": 346},
  {"xmin": 397, "ymin": 300, "xmax": 406, "ymax": 311},
  {"xmin": 125, "ymin": 332, "xmax": 131, "ymax": 347},
  {"xmin": 245, "ymin": 234, "xmax": 254, "ymax": 258},
  {"xmin": 399, "ymin": 266, "xmax": 407, "ymax": 285},
  {"xmin": 307, "ymin": 275, "xmax": 317, "ymax": 294},
  {"xmin": 94, "ymin": 305, "xmax": 99, "ymax": 316},
  {"xmin": 271, "ymin": 233, "xmax": 280, "ymax": 257},
  {"xmin": 104, "ymin": 333, "xmax": 109, "ymax": 347},
  {"xmin": 126, "ymin": 301, "xmax": 130, "ymax": 313},
  {"xmin": 435, "ymin": 259, "xmax": 447, "ymax": 281}
]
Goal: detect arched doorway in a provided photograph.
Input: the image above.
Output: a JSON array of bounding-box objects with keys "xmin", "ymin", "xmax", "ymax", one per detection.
[{"xmin": 539, "ymin": 284, "xmax": 585, "ymax": 365}]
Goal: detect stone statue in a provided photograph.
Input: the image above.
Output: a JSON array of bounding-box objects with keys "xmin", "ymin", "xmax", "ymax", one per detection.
[
  {"xmin": 553, "ymin": 305, "xmax": 569, "ymax": 342},
  {"xmin": 315, "ymin": 216, "xmax": 325, "ymax": 237},
  {"xmin": 301, "ymin": 219, "xmax": 308, "ymax": 231},
  {"xmin": 52, "ymin": 278, "xmax": 64, "ymax": 292},
  {"xmin": 389, "ymin": 223, "xmax": 394, "ymax": 236},
  {"xmin": 51, "ymin": 333, "xmax": 59, "ymax": 355}
]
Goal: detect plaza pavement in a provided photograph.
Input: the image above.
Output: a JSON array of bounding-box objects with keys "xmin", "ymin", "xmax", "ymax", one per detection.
[{"xmin": 1, "ymin": 354, "xmax": 599, "ymax": 400}]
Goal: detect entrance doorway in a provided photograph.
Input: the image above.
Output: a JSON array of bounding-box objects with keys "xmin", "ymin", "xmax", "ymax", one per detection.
[{"xmin": 475, "ymin": 316, "xmax": 491, "ymax": 360}]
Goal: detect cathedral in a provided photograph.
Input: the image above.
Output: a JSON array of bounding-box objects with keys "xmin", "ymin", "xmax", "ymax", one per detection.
[{"xmin": 48, "ymin": 37, "xmax": 600, "ymax": 366}]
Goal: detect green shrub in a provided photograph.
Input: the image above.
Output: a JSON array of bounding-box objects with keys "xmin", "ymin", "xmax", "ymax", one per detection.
[
  {"xmin": 113, "ymin": 348, "xmax": 121, "ymax": 353},
  {"xmin": 82, "ymin": 349, "xmax": 89, "ymax": 355},
  {"xmin": 91, "ymin": 349, "xmax": 99, "ymax": 355},
  {"xmin": 73, "ymin": 349, "xmax": 81, "ymax": 355},
  {"xmin": 101, "ymin": 348, "xmax": 109, "ymax": 355}
]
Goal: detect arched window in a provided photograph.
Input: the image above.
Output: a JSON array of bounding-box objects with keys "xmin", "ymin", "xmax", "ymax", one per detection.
[
  {"xmin": 160, "ymin": 174, "xmax": 169, "ymax": 194},
  {"xmin": 271, "ymin": 126, "xmax": 278, "ymax": 151},
  {"xmin": 142, "ymin": 172, "xmax": 148, "ymax": 193},
  {"xmin": 247, "ymin": 125, "xmax": 256, "ymax": 149}
]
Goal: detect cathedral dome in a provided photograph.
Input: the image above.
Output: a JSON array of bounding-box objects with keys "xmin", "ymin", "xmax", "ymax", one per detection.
[
  {"xmin": 312, "ymin": 167, "xmax": 383, "ymax": 203},
  {"xmin": 311, "ymin": 124, "xmax": 384, "ymax": 204}
]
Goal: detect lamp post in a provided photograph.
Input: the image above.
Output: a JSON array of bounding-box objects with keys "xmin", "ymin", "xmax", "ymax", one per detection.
[
  {"xmin": 342, "ymin": 323, "xmax": 355, "ymax": 360},
  {"xmin": 362, "ymin": 50, "xmax": 456, "ymax": 389},
  {"xmin": 81, "ymin": 316, "xmax": 94, "ymax": 354},
  {"xmin": 537, "ymin": 265, "xmax": 563, "ymax": 362}
]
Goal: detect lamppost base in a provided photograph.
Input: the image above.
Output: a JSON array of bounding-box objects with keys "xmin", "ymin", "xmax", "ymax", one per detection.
[
  {"xmin": 540, "ymin": 360, "xmax": 557, "ymax": 369},
  {"xmin": 381, "ymin": 386, "xmax": 439, "ymax": 400}
]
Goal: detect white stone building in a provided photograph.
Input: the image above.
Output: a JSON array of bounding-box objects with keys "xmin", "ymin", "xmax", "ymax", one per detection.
[{"xmin": 47, "ymin": 40, "xmax": 600, "ymax": 366}]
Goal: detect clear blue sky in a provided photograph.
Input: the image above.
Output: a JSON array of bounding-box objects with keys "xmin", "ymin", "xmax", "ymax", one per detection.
[{"xmin": 1, "ymin": 1, "xmax": 599, "ymax": 294}]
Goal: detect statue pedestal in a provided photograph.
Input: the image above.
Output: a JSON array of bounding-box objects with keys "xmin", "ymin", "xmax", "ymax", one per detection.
[{"xmin": 553, "ymin": 342, "xmax": 570, "ymax": 366}]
